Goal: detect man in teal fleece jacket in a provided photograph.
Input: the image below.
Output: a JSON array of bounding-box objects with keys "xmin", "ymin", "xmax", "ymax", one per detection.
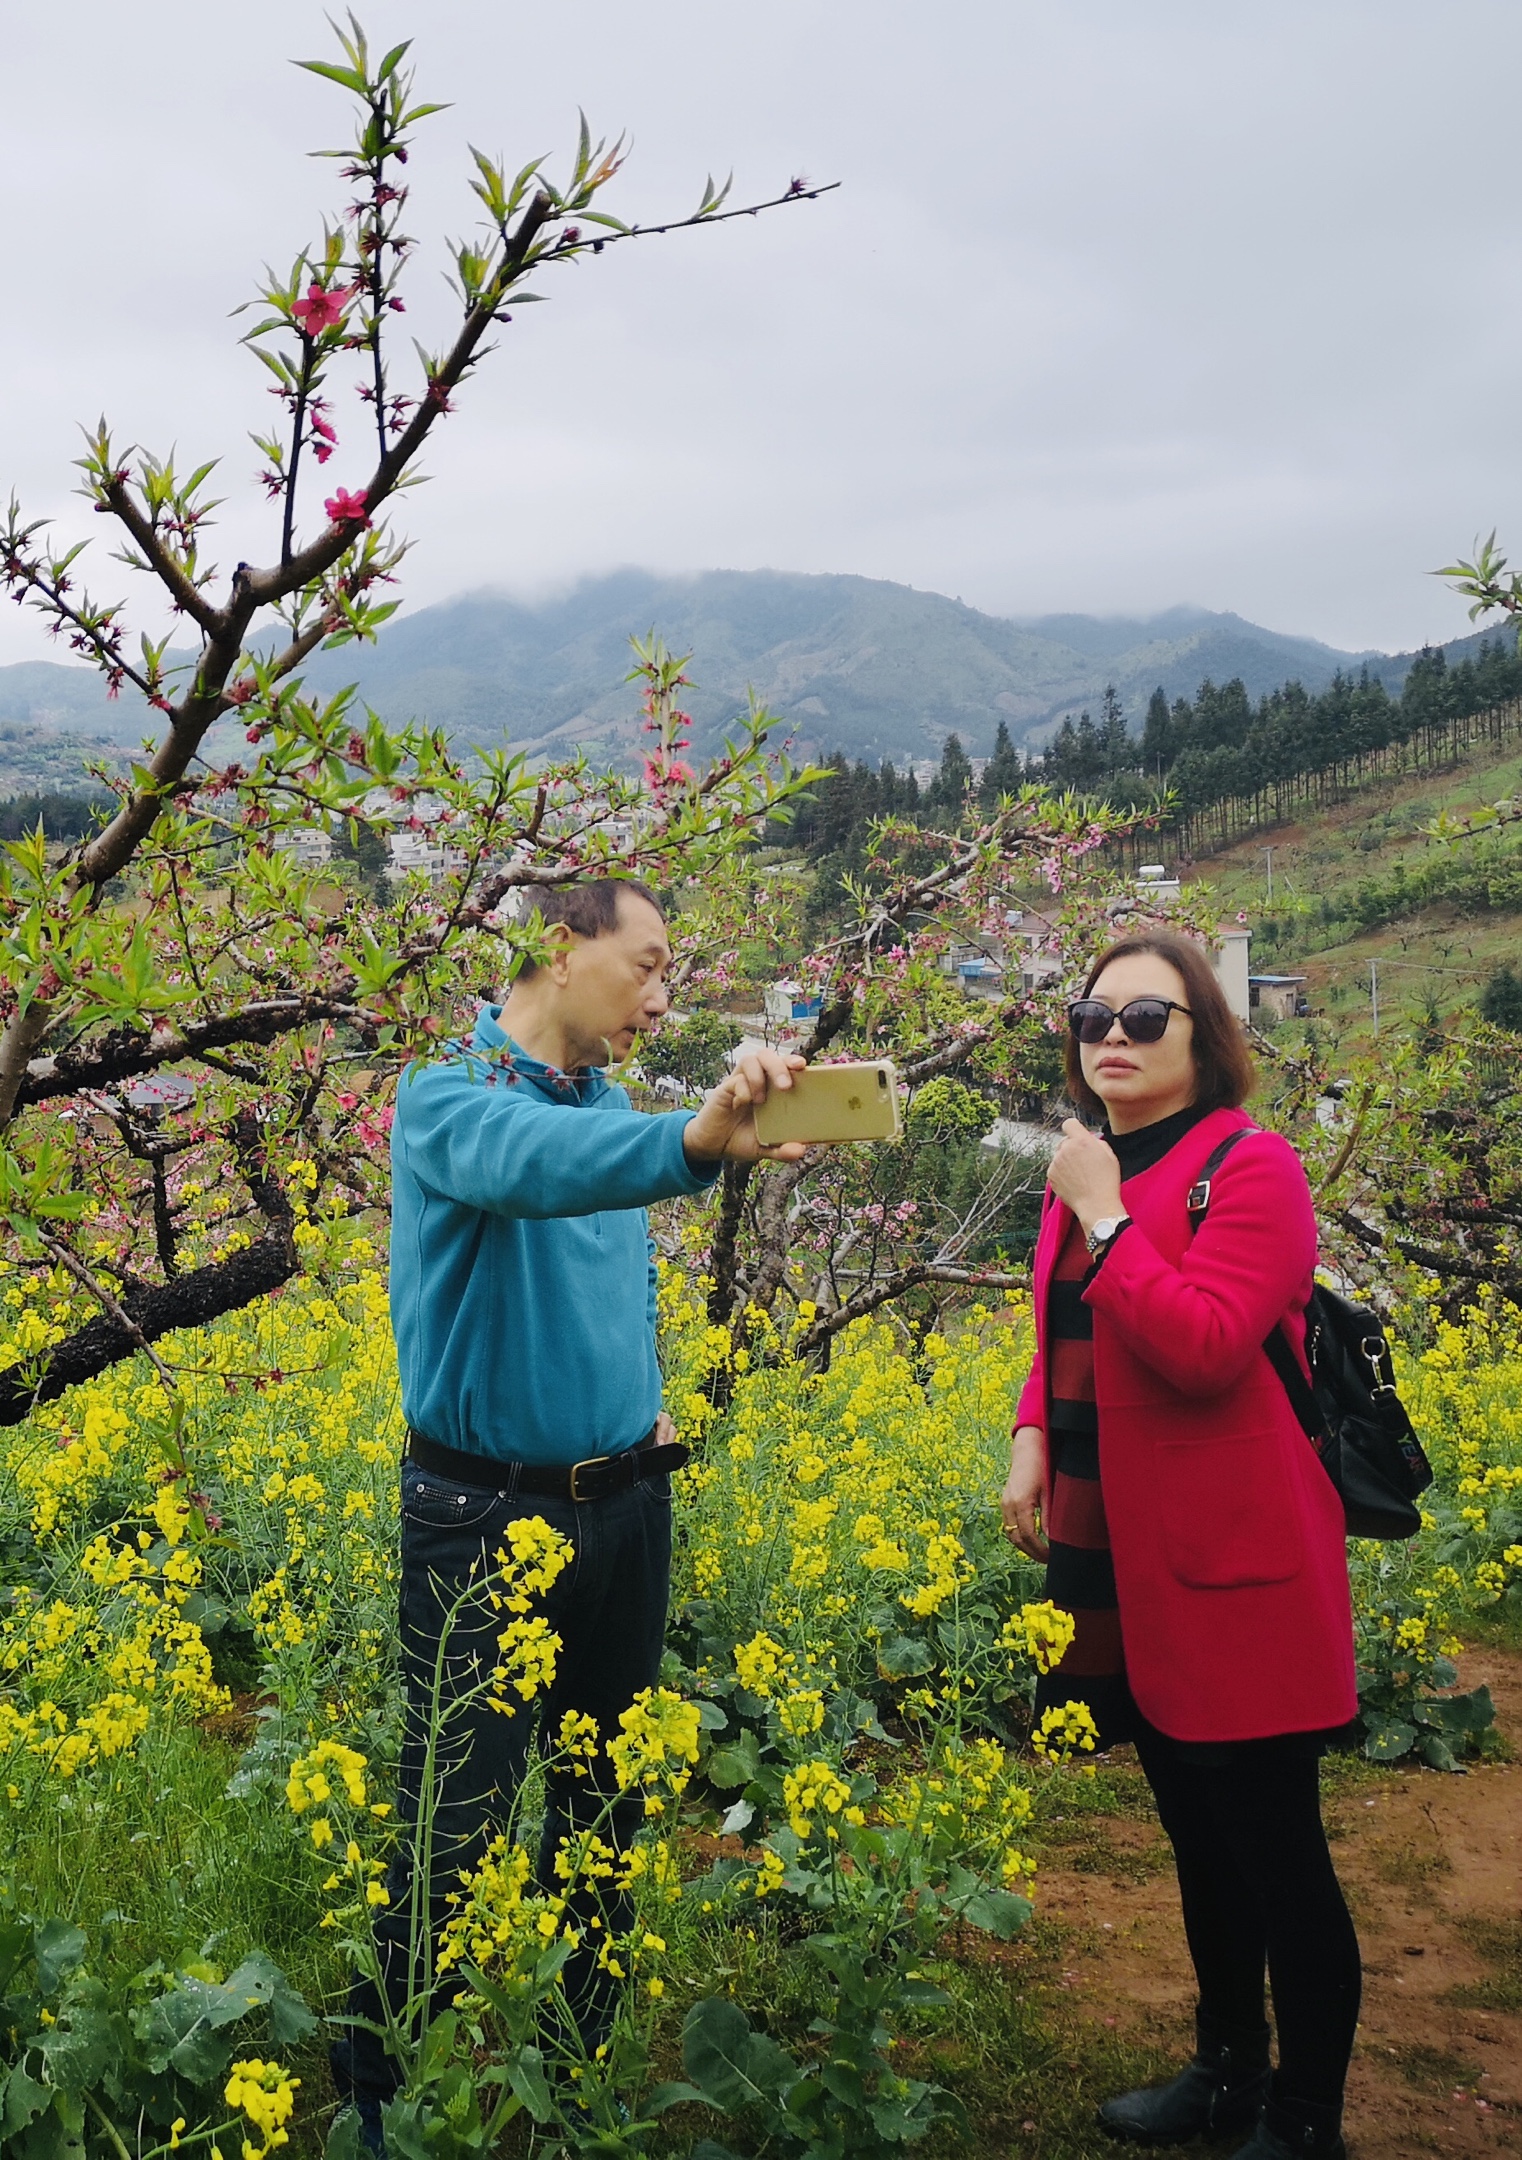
[{"xmin": 334, "ymin": 877, "xmax": 806, "ymax": 2125}]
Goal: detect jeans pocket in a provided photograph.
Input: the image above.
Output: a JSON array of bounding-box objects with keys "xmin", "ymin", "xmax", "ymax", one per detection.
[
  {"xmin": 401, "ymin": 1467, "xmax": 505, "ymax": 1534},
  {"xmin": 637, "ymin": 1471, "xmax": 674, "ymax": 1507}
]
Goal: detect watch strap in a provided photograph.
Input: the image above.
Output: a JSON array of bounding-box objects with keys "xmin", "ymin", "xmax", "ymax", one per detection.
[{"xmin": 1085, "ymin": 1213, "xmax": 1132, "ymax": 1256}]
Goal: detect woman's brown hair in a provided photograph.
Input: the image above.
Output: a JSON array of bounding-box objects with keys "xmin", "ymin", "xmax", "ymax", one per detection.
[{"xmin": 1062, "ymin": 930, "xmax": 1256, "ymax": 1118}]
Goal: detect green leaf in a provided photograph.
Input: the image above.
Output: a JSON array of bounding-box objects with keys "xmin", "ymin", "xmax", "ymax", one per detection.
[
  {"xmin": 505, "ymin": 2043, "xmax": 553, "ymax": 2122},
  {"xmin": 958, "ymin": 1886, "xmax": 1033, "ymax": 1940},
  {"xmin": 875, "ymin": 1635, "xmax": 934, "ymax": 1679},
  {"xmin": 2, "ymin": 2066, "xmax": 54, "ymax": 2139},
  {"xmin": 1363, "ymin": 1718, "xmax": 1417, "ymax": 1761},
  {"xmin": 297, "ymin": 59, "xmax": 368, "ymax": 91},
  {"xmin": 820, "ymin": 2059, "xmax": 866, "ymax": 2107},
  {"xmin": 417, "ymin": 2009, "xmax": 457, "ymax": 2081},
  {"xmin": 706, "ymin": 1728, "xmax": 762, "ymax": 1790},
  {"xmin": 0, "ymin": 1918, "xmax": 36, "ymax": 1994},
  {"xmin": 646, "ymin": 2080, "xmax": 707, "ymax": 2114},
  {"xmin": 378, "ymin": 2092, "xmax": 435, "ymax": 2160},
  {"xmin": 898, "ymin": 1978, "xmax": 953, "ymax": 2007},
  {"xmin": 135, "ymin": 1950, "xmax": 293, "ymax": 2078},
  {"xmin": 39, "ymin": 1989, "xmax": 119, "ymax": 2093},
  {"xmin": 1455, "ymin": 1683, "xmax": 1495, "ymax": 1733},
  {"xmin": 266, "ymin": 1967, "xmax": 318, "ymax": 2045},
  {"xmin": 324, "ymin": 2107, "xmax": 365, "ymax": 2160},
  {"xmin": 33, "ymin": 1920, "xmax": 88, "ymax": 1998},
  {"xmin": 682, "ymin": 1997, "xmax": 799, "ymax": 2115}
]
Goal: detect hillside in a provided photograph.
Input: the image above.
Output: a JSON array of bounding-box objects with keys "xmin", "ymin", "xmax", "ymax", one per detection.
[
  {"xmin": 1176, "ymin": 732, "xmax": 1522, "ymax": 1045},
  {"xmin": 288, "ymin": 577, "xmax": 1403, "ymax": 763},
  {"xmin": 0, "ymin": 570, "xmax": 1500, "ymax": 773}
]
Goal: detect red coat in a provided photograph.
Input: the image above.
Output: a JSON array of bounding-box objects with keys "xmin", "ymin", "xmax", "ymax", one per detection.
[{"xmin": 1014, "ymin": 1106, "xmax": 1357, "ymax": 1743}]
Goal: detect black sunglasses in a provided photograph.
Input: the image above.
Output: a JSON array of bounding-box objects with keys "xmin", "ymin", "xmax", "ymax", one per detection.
[{"xmin": 1067, "ymin": 996, "xmax": 1193, "ymax": 1046}]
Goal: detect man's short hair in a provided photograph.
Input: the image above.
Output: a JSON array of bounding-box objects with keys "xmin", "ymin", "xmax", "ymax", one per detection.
[{"xmin": 513, "ymin": 877, "xmax": 665, "ymax": 976}]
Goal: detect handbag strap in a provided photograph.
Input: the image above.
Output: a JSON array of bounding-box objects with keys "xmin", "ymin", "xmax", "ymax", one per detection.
[
  {"xmin": 1183, "ymin": 1124, "xmax": 1256, "ymax": 1221},
  {"xmin": 1185, "ymin": 1124, "xmax": 1325, "ymax": 1444},
  {"xmin": 1259, "ymin": 1321, "xmax": 1325, "ymax": 1443}
]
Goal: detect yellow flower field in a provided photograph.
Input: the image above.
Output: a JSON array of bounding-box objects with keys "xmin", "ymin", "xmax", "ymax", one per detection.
[
  {"xmin": 1, "ymin": 1249, "xmax": 1518, "ymax": 1806},
  {"xmin": 0, "ymin": 1244, "xmax": 1516, "ymax": 2152}
]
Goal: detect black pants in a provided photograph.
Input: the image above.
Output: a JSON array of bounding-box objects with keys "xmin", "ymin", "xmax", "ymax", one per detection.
[
  {"xmin": 1133, "ymin": 1718, "xmax": 1361, "ymax": 2111},
  {"xmin": 332, "ymin": 1455, "xmax": 674, "ymax": 2102}
]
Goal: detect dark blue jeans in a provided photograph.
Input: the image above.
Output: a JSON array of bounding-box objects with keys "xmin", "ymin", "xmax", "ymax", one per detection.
[{"xmin": 332, "ymin": 1455, "xmax": 674, "ymax": 2102}]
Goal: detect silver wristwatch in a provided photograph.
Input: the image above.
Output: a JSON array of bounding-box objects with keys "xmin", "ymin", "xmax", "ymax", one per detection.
[{"xmin": 1085, "ymin": 1213, "xmax": 1131, "ymax": 1257}]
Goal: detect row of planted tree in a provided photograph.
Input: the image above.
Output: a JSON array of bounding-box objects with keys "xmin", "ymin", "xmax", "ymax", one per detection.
[{"xmin": 786, "ymin": 639, "xmax": 1522, "ymax": 897}]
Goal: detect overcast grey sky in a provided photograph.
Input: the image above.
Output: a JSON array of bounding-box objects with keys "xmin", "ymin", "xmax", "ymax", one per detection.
[{"xmin": 2, "ymin": 1, "xmax": 1516, "ymax": 667}]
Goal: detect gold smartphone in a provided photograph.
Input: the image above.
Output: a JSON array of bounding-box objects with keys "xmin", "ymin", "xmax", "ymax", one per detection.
[{"xmin": 752, "ymin": 1059, "xmax": 902, "ymax": 1146}]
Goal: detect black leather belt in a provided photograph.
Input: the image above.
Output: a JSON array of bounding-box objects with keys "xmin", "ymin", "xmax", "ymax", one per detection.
[{"xmin": 406, "ymin": 1426, "xmax": 689, "ymax": 1504}]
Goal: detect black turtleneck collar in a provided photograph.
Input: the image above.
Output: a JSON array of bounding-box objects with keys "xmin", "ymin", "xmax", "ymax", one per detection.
[{"xmin": 1104, "ymin": 1100, "xmax": 1214, "ymax": 1181}]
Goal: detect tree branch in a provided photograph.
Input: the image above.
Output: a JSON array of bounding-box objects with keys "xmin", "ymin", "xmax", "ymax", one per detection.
[
  {"xmin": 244, "ymin": 191, "xmax": 560, "ymax": 611},
  {"xmin": 0, "ymin": 1113, "xmax": 297, "ymax": 1425},
  {"xmin": 794, "ymin": 1260, "xmax": 1026, "ymax": 1357},
  {"xmin": 744, "ymin": 1154, "xmax": 821, "ymax": 1315},
  {"xmin": 71, "ymin": 619, "xmax": 254, "ymax": 889},
  {"xmin": 16, "ymin": 995, "xmax": 372, "ymax": 1107},
  {"xmin": 1389, "ymin": 1234, "xmax": 1516, "ymax": 1287},
  {"xmin": 38, "ymin": 1233, "xmax": 180, "ymax": 1396},
  {"xmin": 219, "ymin": 610, "xmax": 337, "ymax": 708},
  {"xmin": 100, "ymin": 478, "xmax": 222, "ymax": 636},
  {"xmin": 706, "ymin": 1161, "xmax": 753, "ymax": 1329},
  {"xmin": 900, "ymin": 1030, "xmax": 993, "ymax": 1084},
  {"xmin": 596, "ymin": 179, "xmax": 840, "ymax": 249},
  {"xmin": 0, "ymin": 1007, "xmax": 55, "ymax": 1128},
  {"xmin": 0, "ymin": 1218, "xmax": 298, "ymax": 1425}
]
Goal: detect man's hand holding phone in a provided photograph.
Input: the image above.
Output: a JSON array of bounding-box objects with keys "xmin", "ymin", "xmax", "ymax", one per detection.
[{"xmin": 682, "ymin": 1049, "xmax": 810, "ymax": 1166}]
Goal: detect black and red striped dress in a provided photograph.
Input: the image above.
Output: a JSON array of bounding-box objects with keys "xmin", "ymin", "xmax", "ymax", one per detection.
[{"xmin": 1032, "ymin": 1103, "xmax": 1211, "ymax": 1751}]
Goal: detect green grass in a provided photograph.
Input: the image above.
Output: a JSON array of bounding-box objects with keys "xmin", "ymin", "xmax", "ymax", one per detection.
[
  {"xmin": 1365, "ymin": 1837, "xmax": 1452, "ymax": 1894},
  {"xmin": 3, "ymin": 1728, "xmax": 338, "ymax": 1999},
  {"xmin": 1379, "ymin": 2040, "xmax": 1486, "ymax": 2094},
  {"xmin": 1457, "ymin": 1602, "xmax": 1522, "ymax": 1657},
  {"xmin": 1, "ymin": 1726, "xmax": 350, "ymax": 2150},
  {"xmin": 1443, "ymin": 1917, "xmax": 1522, "ymax": 2013},
  {"xmin": 1029, "ymin": 1756, "xmax": 1159, "ymax": 1828},
  {"xmin": 915, "ymin": 1940, "xmax": 1184, "ymax": 2160},
  {"xmin": 1037, "ymin": 1819, "xmax": 1173, "ymax": 1886},
  {"xmin": 636, "ymin": 1903, "xmax": 1192, "ymax": 2160}
]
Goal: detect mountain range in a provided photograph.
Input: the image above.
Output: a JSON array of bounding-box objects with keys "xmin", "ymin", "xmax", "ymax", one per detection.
[{"xmin": 0, "ymin": 569, "xmax": 1502, "ymax": 781}]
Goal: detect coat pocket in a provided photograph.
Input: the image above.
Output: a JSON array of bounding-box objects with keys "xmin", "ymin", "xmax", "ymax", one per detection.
[{"xmin": 1155, "ymin": 1428, "xmax": 1304, "ymax": 1589}]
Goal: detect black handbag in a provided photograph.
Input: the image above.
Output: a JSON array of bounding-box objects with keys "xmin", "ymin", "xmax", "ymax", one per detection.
[{"xmin": 1186, "ymin": 1128, "xmax": 1433, "ymax": 1541}]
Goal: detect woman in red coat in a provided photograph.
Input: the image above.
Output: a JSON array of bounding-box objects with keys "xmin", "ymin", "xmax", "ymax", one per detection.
[{"xmin": 1001, "ymin": 930, "xmax": 1359, "ymax": 2160}]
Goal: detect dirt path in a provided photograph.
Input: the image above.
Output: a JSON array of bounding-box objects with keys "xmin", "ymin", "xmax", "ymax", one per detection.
[{"xmin": 1030, "ymin": 1647, "xmax": 1522, "ymax": 2157}]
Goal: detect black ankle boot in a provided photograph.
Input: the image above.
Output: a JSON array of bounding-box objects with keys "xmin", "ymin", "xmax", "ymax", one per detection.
[
  {"xmin": 1229, "ymin": 2091, "xmax": 1345, "ymax": 2159},
  {"xmin": 1098, "ymin": 2013, "xmax": 1272, "ymax": 2144}
]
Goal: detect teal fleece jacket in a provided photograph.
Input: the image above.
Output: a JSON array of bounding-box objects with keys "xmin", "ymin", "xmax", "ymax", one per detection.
[{"xmin": 389, "ymin": 1006, "xmax": 721, "ymax": 1465}]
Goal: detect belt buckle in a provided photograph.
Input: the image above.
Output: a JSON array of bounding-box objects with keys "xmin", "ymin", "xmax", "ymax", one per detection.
[{"xmin": 569, "ymin": 1453, "xmax": 611, "ymax": 1503}]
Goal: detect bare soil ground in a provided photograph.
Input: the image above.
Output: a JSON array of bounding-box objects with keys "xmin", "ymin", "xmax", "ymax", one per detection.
[{"xmin": 1026, "ymin": 1646, "xmax": 1522, "ymax": 2159}]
